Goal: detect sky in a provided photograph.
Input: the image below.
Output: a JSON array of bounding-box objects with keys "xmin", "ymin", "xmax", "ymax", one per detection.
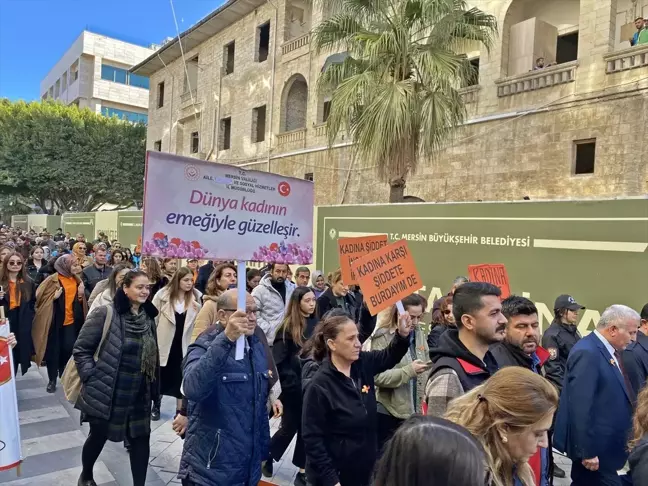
[{"xmin": 0, "ymin": 0, "xmax": 225, "ymax": 101}]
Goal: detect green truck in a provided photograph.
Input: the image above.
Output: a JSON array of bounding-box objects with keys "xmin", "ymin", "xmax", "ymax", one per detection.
[{"xmin": 315, "ymin": 198, "xmax": 648, "ymax": 334}]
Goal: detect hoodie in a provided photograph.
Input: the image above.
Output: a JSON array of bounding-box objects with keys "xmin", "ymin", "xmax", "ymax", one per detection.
[{"xmin": 424, "ymin": 329, "xmax": 498, "ymax": 417}]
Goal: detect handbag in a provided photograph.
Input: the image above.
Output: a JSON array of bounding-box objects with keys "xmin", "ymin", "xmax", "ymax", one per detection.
[{"xmin": 61, "ymin": 305, "xmax": 113, "ymax": 404}]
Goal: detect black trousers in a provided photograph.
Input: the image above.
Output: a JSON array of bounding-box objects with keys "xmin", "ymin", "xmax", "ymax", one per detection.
[
  {"xmin": 45, "ymin": 323, "xmax": 76, "ymax": 382},
  {"xmin": 376, "ymin": 412, "xmax": 405, "ymax": 455},
  {"xmin": 571, "ymin": 461, "xmax": 631, "ymax": 486},
  {"xmin": 81, "ymin": 421, "xmax": 150, "ymax": 486},
  {"xmin": 269, "ymin": 393, "xmax": 305, "ymax": 468}
]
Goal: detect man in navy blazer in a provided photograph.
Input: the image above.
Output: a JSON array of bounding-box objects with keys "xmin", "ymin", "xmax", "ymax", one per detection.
[{"xmin": 554, "ymin": 305, "xmax": 641, "ymax": 486}]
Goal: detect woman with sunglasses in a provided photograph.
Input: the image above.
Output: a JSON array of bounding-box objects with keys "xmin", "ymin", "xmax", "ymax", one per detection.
[
  {"xmin": 33, "ymin": 254, "xmax": 88, "ymax": 393},
  {"xmin": 0, "ymin": 251, "xmax": 36, "ymax": 375},
  {"xmin": 427, "ymin": 294, "xmax": 455, "ymax": 349},
  {"xmin": 73, "ymin": 242, "xmax": 92, "ymax": 269}
]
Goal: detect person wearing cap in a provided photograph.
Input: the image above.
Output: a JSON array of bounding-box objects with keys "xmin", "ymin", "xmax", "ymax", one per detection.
[
  {"xmin": 541, "ymin": 294, "xmax": 584, "ymax": 480},
  {"xmin": 622, "ymin": 303, "xmax": 648, "ymax": 396},
  {"xmin": 542, "ymin": 294, "xmax": 585, "ymax": 393}
]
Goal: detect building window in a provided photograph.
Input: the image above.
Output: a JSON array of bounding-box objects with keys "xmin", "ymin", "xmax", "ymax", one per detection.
[
  {"xmin": 70, "ymin": 60, "xmax": 79, "ymax": 82},
  {"xmin": 256, "ymin": 22, "xmax": 271, "ymax": 62},
  {"xmin": 54, "ymin": 79, "xmax": 60, "ymax": 98},
  {"xmin": 305, "ymin": 172, "xmax": 314, "ymax": 181},
  {"xmin": 130, "ymin": 73, "xmax": 150, "ymax": 89},
  {"xmin": 556, "ymin": 32, "xmax": 579, "ymax": 64},
  {"xmin": 191, "ymin": 132, "xmax": 200, "ymax": 154},
  {"xmin": 322, "ymin": 99, "xmax": 332, "ymax": 122},
  {"xmin": 224, "ymin": 41, "xmax": 235, "ymax": 75},
  {"xmin": 573, "ymin": 139, "xmax": 595, "ymax": 175},
  {"xmin": 220, "ymin": 117, "xmax": 232, "ymax": 150},
  {"xmin": 252, "ymin": 105, "xmax": 267, "ymax": 143},
  {"xmin": 101, "ymin": 64, "xmax": 150, "ymax": 89},
  {"xmin": 184, "ymin": 56, "xmax": 199, "ymax": 93},
  {"xmin": 464, "ymin": 57, "xmax": 480, "ymax": 87},
  {"xmin": 157, "ymin": 81, "xmax": 165, "ymax": 108},
  {"xmin": 154, "ymin": 140, "xmax": 162, "ymax": 151},
  {"xmin": 101, "ymin": 106, "xmax": 148, "ymax": 124},
  {"xmin": 62, "ymin": 72, "xmax": 68, "ymax": 92}
]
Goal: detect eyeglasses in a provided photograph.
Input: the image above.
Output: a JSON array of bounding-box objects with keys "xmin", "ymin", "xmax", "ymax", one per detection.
[
  {"xmin": 7, "ymin": 261, "xmax": 23, "ymax": 266},
  {"xmin": 443, "ymin": 310, "xmax": 452, "ymax": 315},
  {"xmin": 221, "ymin": 308, "xmax": 259, "ymax": 317}
]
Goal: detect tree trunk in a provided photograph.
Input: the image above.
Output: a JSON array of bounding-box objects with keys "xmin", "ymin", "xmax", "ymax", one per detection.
[{"xmin": 389, "ymin": 178, "xmax": 406, "ymax": 203}]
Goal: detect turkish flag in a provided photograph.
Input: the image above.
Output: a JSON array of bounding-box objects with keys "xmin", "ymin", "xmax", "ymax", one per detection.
[{"xmin": 0, "ymin": 337, "xmax": 11, "ymax": 386}]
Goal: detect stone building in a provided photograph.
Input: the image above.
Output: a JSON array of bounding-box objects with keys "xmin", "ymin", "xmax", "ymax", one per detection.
[
  {"xmin": 131, "ymin": 0, "xmax": 648, "ymax": 205},
  {"xmin": 41, "ymin": 31, "xmax": 154, "ymax": 123}
]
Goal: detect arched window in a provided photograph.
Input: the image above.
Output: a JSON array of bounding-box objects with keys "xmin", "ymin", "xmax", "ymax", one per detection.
[{"xmin": 280, "ymin": 74, "xmax": 308, "ymax": 132}]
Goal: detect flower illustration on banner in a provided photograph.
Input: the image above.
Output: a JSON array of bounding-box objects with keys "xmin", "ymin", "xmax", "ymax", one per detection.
[
  {"xmin": 251, "ymin": 242, "xmax": 313, "ymax": 264},
  {"xmin": 143, "ymin": 233, "xmax": 209, "ymax": 259}
]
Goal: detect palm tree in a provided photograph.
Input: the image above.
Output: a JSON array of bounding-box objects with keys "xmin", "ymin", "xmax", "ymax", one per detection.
[{"xmin": 314, "ymin": 0, "xmax": 497, "ymax": 202}]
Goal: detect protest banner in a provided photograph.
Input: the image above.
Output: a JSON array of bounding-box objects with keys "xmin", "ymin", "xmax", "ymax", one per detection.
[
  {"xmin": 468, "ymin": 263, "xmax": 511, "ymax": 299},
  {"xmin": 0, "ymin": 309, "xmax": 22, "ymax": 474},
  {"xmin": 338, "ymin": 235, "xmax": 388, "ymax": 285},
  {"xmin": 142, "ymin": 152, "xmax": 314, "ymax": 357},
  {"xmin": 351, "ymin": 239, "xmax": 423, "ymax": 316}
]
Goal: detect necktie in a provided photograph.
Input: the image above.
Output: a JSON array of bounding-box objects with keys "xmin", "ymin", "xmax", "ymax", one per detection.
[{"xmin": 614, "ymin": 351, "xmax": 633, "ymax": 395}]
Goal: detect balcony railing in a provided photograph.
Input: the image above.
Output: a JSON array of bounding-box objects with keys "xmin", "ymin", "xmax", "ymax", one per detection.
[
  {"xmin": 180, "ymin": 89, "xmax": 197, "ymax": 105},
  {"xmin": 459, "ymin": 85, "xmax": 481, "ymax": 104},
  {"xmin": 276, "ymin": 128, "xmax": 306, "ymax": 146},
  {"xmin": 281, "ymin": 33, "xmax": 310, "ymax": 55},
  {"xmin": 604, "ymin": 45, "xmax": 648, "ymax": 73},
  {"xmin": 495, "ymin": 61, "xmax": 578, "ymax": 97}
]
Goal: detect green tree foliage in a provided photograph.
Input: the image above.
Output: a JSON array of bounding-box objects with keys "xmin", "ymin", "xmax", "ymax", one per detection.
[
  {"xmin": 314, "ymin": 0, "xmax": 497, "ymax": 202},
  {"xmin": 0, "ymin": 99, "xmax": 146, "ymax": 213}
]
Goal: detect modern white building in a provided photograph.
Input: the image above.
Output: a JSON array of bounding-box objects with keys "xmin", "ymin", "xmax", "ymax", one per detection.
[{"xmin": 40, "ymin": 31, "xmax": 156, "ymax": 123}]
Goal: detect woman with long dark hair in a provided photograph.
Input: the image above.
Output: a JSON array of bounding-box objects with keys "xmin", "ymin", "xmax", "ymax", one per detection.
[
  {"xmin": 265, "ymin": 287, "xmax": 317, "ymax": 485},
  {"xmin": 74, "ymin": 270, "xmax": 160, "ymax": 486},
  {"xmin": 301, "ymin": 311, "xmax": 412, "ymax": 486},
  {"xmin": 26, "ymin": 246, "xmax": 46, "ymax": 283},
  {"xmin": 140, "ymin": 257, "xmax": 164, "ymax": 300},
  {"xmin": 88, "ymin": 263, "xmax": 132, "ymax": 312},
  {"xmin": 427, "ymin": 294, "xmax": 455, "ymax": 349},
  {"xmin": 109, "ymin": 249, "xmax": 128, "ymax": 267},
  {"xmin": 33, "ymin": 254, "xmax": 88, "ymax": 393},
  {"xmin": 151, "ymin": 267, "xmax": 201, "ymax": 422},
  {"xmin": 373, "ymin": 415, "xmax": 486, "ymax": 486},
  {"xmin": 0, "ymin": 251, "xmax": 36, "ymax": 375},
  {"xmin": 246, "ymin": 268, "xmax": 261, "ymax": 293},
  {"xmin": 190, "ymin": 262, "xmax": 237, "ymax": 342}
]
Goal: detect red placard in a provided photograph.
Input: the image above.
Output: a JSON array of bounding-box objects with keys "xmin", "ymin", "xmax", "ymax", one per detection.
[{"xmin": 468, "ymin": 264, "xmax": 511, "ymax": 299}]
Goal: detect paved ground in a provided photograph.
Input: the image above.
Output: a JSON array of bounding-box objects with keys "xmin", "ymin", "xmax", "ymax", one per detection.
[{"xmin": 1, "ymin": 366, "xmax": 569, "ymax": 486}]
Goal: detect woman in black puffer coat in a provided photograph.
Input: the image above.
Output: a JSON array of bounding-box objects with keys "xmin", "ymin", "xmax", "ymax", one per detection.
[{"xmin": 73, "ymin": 270, "xmax": 160, "ymax": 486}]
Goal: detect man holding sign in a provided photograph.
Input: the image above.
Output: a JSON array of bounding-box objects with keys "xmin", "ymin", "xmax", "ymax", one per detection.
[{"xmin": 178, "ymin": 290, "xmax": 281, "ymax": 486}]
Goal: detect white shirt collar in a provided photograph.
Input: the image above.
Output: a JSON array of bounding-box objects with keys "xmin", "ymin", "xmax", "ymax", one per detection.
[{"xmin": 594, "ymin": 329, "xmax": 618, "ymax": 362}]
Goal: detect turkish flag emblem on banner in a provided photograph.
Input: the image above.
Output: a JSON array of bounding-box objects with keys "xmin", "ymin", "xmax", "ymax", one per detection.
[{"xmin": 0, "ymin": 320, "xmax": 22, "ymax": 472}]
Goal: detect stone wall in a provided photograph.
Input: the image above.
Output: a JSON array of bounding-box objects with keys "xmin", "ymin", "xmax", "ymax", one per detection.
[{"xmin": 143, "ymin": 0, "xmax": 648, "ymax": 205}]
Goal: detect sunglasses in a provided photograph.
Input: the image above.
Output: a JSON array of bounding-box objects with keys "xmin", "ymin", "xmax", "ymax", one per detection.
[
  {"xmin": 443, "ymin": 310, "xmax": 452, "ymax": 315},
  {"xmin": 7, "ymin": 260, "xmax": 23, "ymax": 266}
]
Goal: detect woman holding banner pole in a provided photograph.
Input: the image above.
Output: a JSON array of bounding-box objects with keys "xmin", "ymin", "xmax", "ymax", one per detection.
[
  {"xmin": 0, "ymin": 251, "xmax": 36, "ymax": 375},
  {"xmin": 301, "ymin": 310, "xmax": 412, "ymax": 486}
]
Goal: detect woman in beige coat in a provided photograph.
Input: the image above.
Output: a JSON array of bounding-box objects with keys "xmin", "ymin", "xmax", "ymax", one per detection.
[
  {"xmin": 366, "ymin": 293, "xmax": 431, "ymax": 452},
  {"xmin": 189, "ymin": 262, "xmax": 237, "ymax": 342},
  {"xmin": 151, "ymin": 266, "xmax": 201, "ymax": 421}
]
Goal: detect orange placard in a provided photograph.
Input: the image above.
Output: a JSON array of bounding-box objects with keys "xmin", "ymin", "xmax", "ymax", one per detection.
[
  {"xmin": 338, "ymin": 235, "xmax": 389, "ymax": 285},
  {"xmin": 468, "ymin": 264, "xmax": 511, "ymax": 299},
  {"xmin": 352, "ymin": 239, "xmax": 423, "ymax": 315}
]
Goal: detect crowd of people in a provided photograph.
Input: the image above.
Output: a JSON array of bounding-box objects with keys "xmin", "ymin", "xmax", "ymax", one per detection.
[{"xmin": 1, "ymin": 222, "xmax": 647, "ymax": 486}]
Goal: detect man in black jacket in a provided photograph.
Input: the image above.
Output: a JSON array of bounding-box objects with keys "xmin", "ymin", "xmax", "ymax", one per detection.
[
  {"xmin": 194, "ymin": 260, "xmax": 214, "ymax": 294},
  {"xmin": 623, "ymin": 302, "xmax": 648, "ymax": 396},
  {"xmin": 424, "ymin": 282, "xmax": 505, "ymax": 417},
  {"xmin": 491, "ymin": 296, "xmax": 552, "ymax": 486},
  {"xmin": 81, "ymin": 247, "xmax": 112, "ymax": 298}
]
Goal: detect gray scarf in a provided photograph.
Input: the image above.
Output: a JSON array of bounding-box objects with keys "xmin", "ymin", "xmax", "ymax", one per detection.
[{"xmin": 124, "ymin": 308, "xmax": 157, "ymax": 382}]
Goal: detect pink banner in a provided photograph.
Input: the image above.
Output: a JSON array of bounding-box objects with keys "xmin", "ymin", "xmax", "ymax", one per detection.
[{"xmin": 142, "ymin": 152, "xmax": 314, "ymax": 263}]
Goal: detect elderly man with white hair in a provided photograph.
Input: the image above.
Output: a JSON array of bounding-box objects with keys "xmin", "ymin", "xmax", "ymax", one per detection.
[{"xmin": 554, "ymin": 304, "xmax": 640, "ymax": 486}]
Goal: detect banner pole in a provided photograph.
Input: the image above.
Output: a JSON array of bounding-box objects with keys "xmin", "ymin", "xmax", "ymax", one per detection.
[{"xmin": 235, "ymin": 261, "xmax": 247, "ymax": 360}]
